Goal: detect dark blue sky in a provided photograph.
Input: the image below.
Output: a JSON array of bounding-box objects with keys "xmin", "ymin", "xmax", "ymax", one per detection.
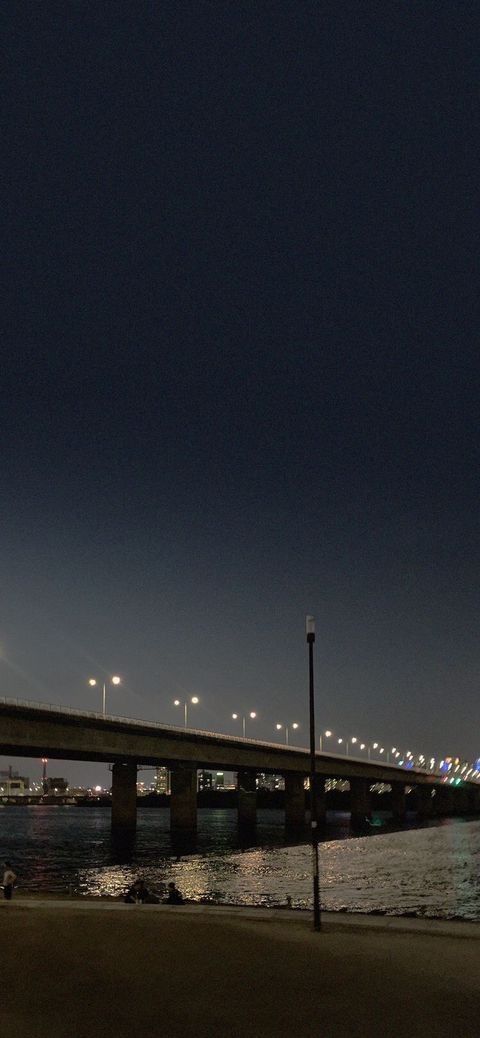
[{"xmin": 2, "ymin": 3, "xmax": 479, "ymax": 784}]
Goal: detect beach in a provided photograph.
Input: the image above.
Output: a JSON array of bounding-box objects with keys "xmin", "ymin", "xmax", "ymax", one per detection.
[{"xmin": 1, "ymin": 900, "xmax": 479, "ymax": 1037}]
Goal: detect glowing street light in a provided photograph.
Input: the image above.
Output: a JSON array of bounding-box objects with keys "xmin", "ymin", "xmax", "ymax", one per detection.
[
  {"xmin": 275, "ymin": 722, "xmax": 299, "ymax": 746},
  {"xmin": 174, "ymin": 696, "xmax": 199, "ymax": 728},
  {"xmin": 88, "ymin": 675, "xmax": 121, "ymax": 716},
  {"xmin": 232, "ymin": 711, "xmax": 257, "ymax": 738},
  {"xmin": 319, "ymin": 729, "xmax": 332, "ymax": 752}
]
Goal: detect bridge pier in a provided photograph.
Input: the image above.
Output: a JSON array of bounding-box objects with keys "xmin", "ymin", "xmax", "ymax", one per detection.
[
  {"xmin": 416, "ymin": 785, "xmax": 433, "ymax": 819},
  {"xmin": 453, "ymin": 787, "xmax": 470, "ymax": 815},
  {"xmin": 111, "ymin": 761, "xmax": 137, "ymax": 834},
  {"xmin": 434, "ymin": 785, "xmax": 453, "ymax": 816},
  {"xmin": 237, "ymin": 770, "xmax": 257, "ymax": 829},
  {"xmin": 285, "ymin": 772, "xmax": 305, "ymax": 829},
  {"xmin": 170, "ymin": 765, "xmax": 197, "ymax": 833},
  {"xmin": 349, "ymin": 778, "xmax": 371, "ymax": 828},
  {"xmin": 468, "ymin": 786, "xmax": 480, "ymax": 813},
  {"xmin": 314, "ymin": 774, "xmax": 327, "ymax": 825},
  {"xmin": 390, "ymin": 781, "xmax": 406, "ymax": 821}
]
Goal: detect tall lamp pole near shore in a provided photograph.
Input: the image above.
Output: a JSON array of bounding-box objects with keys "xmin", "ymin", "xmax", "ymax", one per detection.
[{"xmin": 306, "ymin": 615, "xmax": 321, "ymax": 932}]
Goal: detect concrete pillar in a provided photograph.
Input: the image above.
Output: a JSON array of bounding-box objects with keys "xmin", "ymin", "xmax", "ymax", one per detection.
[
  {"xmin": 237, "ymin": 770, "xmax": 257, "ymax": 829},
  {"xmin": 416, "ymin": 784, "xmax": 433, "ymax": 819},
  {"xmin": 468, "ymin": 787, "xmax": 480, "ymax": 814},
  {"xmin": 390, "ymin": 781, "xmax": 406, "ymax": 821},
  {"xmin": 434, "ymin": 785, "xmax": 453, "ymax": 816},
  {"xmin": 170, "ymin": 765, "xmax": 197, "ymax": 833},
  {"xmin": 285, "ymin": 772, "xmax": 305, "ymax": 829},
  {"xmin": 111, "ymin": 761, "xmax": 137, "ymax": 833},
  {"xmin": 313, "ymin": 774, "xmax": 327, "ymax": 825},
  {"xmin": 349, "ymin": 778, "xmax": 371, "ymax": 827},
  {"xmin": 453, "ymin": 787, "xmax": 469, "ymax": 815}
]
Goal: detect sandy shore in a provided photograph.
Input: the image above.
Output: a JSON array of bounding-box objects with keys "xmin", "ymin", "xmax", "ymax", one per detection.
[{"xmin": 1, "ymin": 900, "xmax": 479, "ymax": 1037}]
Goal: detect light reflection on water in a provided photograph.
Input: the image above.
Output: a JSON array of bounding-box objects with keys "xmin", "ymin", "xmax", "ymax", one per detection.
[{"xmin": 1, "ymin": 806, "xmax": 480, "ymax": 919}]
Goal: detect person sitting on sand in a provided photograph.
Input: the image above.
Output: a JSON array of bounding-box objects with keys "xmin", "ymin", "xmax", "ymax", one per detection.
[
  {"xmin": 164, "ymin": 881, "xmax": 184, "ymax": 905},
  {"xmin": 124, "ymin": 878, "xmax": 150, "ymax": 904}
]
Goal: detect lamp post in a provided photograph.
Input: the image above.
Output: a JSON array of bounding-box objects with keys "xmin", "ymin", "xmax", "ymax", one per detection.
[
  {"xmin": 275, "ymin": 722, "xmax": 299, "ymax": 746},
  {"xmin": 88, "ymin": 675, "xmax": 121, "ymax": 716},
  {"xmin": 306, "ymin": 614, "xmax": 321, "ymax": 932},
  {"xmin": 174, "ymin": 696, "xmax": 199, "ymax": 728},
  {"xmin": 232, "ymin": 711, "xmax": 256, "ymax": 738},
  {"xmin": 319, "ymin": 730, "xmax": 332, "ymax": 752}
]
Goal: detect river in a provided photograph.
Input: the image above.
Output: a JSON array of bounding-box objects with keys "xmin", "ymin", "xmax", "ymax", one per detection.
[{"xmin": 1, "ymin": 806, "xmax": 479, "ymax": 919}]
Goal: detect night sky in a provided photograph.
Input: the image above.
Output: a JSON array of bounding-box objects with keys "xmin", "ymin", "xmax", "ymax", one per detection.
[{"xmin": 2, "ymin": 3, "xmax": 479, "ymax": 785}]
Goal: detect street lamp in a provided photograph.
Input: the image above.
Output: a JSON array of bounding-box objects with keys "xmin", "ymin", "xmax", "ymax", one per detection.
[
  {"xmin": 275, "ymin": 722, "xmax": 299, "ymax": 746},
  {"xmin": 306, "ymin": 614, "xmax": 320, "ymax": 932},
  {"xmin": 88, "ymin": 675, "xmax": 121, "ymax": 716},
  {"xmin": 232, "ymin": 711, "xmax": 257, "ymax": 738},
  {"xmin": 174, "ymin": 696, "xmax": 199, "ymax": 728},
  {"xmin": 319, "ymin": 730, "xmax": 332, "ymax": 752}
]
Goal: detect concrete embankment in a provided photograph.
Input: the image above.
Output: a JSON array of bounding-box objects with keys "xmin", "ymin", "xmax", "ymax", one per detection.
[{"xmin": 1, "ymin": 900, "xmax": 478, "ymax": 1037}]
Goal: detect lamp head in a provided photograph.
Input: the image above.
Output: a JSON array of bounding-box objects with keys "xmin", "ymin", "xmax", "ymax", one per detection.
[{"xmin": 306, "ymin": 615, "xmax": 315, "ymax": 641}]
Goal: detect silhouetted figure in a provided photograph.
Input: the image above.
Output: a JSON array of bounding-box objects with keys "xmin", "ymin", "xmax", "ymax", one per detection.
[
  {"xmin": 124, "ymin": 878, "xmax": 149, "ymax": 904},
  {"xmin": 165, "ymin": 881, "xmax": 184, "ymax": 905},
  {"xmin": 3, "ymin": 861, "xmax": 17, "ymax": 900}
]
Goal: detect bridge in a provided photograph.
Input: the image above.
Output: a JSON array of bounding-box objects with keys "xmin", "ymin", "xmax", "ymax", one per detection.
[{"xmin": 1, "ymin": 698, "xmax": 478, "ymax": 835}]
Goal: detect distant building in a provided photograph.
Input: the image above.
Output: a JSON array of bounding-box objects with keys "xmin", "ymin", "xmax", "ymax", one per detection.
[
  {"xmin": 0, "ymin": 768, "xmax": 29, "ymax": 796},
  {"xmin": 214, "ymin": 772, "xmax": 225, "ymax": 790},
  {"xmin": 256, "ymin": 773, "xmax": 284, "ymax": 791},
  {"xmin": 43, "ymin": 777, "xmax": 68, "ymax": 794},
  {"xmin": 198, "ymin": 770, "xmax": 214, "ymax": 791},
  {"xmin": 155, "ymin": 766, "xmax": 171, "ymax": 794}
]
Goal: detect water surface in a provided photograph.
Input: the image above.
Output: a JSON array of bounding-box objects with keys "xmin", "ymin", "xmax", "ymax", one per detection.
[{"xmin": 1, "ymin": 806, "xmax": 479, "ymax": 919}]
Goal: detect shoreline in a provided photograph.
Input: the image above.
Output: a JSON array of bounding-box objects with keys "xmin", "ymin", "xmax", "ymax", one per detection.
[{"xmin": 2, "ymin": 895, "xmax": 480, "ymax": 938}]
